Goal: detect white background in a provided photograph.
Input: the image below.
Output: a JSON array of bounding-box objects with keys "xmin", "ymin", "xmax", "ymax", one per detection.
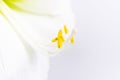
[{"xmin": 49, "ymin": 0, "xmax": 120, "ymax": 80}]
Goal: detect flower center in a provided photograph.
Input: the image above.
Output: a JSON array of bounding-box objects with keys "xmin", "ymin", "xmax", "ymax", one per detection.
[{"xmin": 52, "ymin": 25, "xmax": 75, "ymax": 48}]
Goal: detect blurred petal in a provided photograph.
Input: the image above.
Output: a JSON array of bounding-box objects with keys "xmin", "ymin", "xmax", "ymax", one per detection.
[
  {"xmin": 0, "ymin": 12, "xmax": 50, "ymax": 79},
  {"xmin": 1, "ymin": 0, "xmax": 76, "ymax": 56},
  {"xmin": 11, "ymin": 11, "xmax": 76, "ymax": 56},
  {"xmin": 3, "ymin": 0, "xmax": 73, "ymax": 15},
  {"xmin": 0, "ymin": 14, "xmax": 30, "ymax": 76}
]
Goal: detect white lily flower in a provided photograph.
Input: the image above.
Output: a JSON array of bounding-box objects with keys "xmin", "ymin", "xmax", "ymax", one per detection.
[{"xmin": 0, "ymin": 0, "xmax": 75, "ymax": 80}]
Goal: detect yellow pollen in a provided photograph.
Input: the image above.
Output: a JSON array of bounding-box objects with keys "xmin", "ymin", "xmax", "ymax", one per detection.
[
  {"xmin": 60, "ymin": 36, "xmax": 65, "ymax": 42},
  {"xmin": 58, "ymin": 29, "xmax": 63, "ymax": 37},
  {"xmin": 52, "ymin": 37, "xmax": 58, "ymax": 42},
  {"xmin": 57, "ymin": 29, "xmax": 64, "ymax": 48},
  {"xmin": 52, "ymin": 26, "xmax": 76, "ymax": 48},
  {"xmin": 64, "ymin": 25, "xmax": 69, "ymax": 34},
  {"xmin": 57, "ymin": 29, "xmax": 65, "ymax": 42},
  {"xmin": 51, "ymin": 29, "xmax": 65, "ymax": 48},
  {"xmin": 70, "ymin": 36, "xmax": 75, "ymax": 44},
  {"xmin": 58, "ymin": 37, "xmax": 63, "ymax": 48}
]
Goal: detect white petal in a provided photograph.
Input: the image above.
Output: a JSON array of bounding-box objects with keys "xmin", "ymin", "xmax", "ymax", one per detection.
[
  {"xmin": 1, "ymin": 0, "xmax": 75, "ymax": 56},
  {"xmin": 0, "ymin": 14, "xmax": 50, "ymax": 79},
  {"xmin": 3, "ymin": 0, "xmax": 73, "ymax": 15},
  {"xmin": 9, "ymin": 11, "xmax": 75, "ymax": 56},
  {"xmin": 0, "ymin": 14, "xmax": 30, "ymax": 76}
]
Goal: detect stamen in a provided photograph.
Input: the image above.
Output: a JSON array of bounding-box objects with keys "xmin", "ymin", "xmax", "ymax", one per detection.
[
  {"xmin": 52, "ymin": 26, "xmax": 75, "ymax": 48},
  {"xmin": 57, "ymin": 29, "xmax": 64, "ymax": 48},
  {"xmin": 58, "ymin": 37, "xmax": 63, "ymax": 48},
  {"xmin": 70, "ymin": 36, "xmax": 75, "ymax": 44},
  {"xmin": 58, "ymin": 29, "xmax": 65, "ymax": 42},
  {"xmin": 64, "ymin": 25, "xmax": 69, "ymax": 34},
  {"xmin": 60, "ymin": 36, "xmax": 65, "ymax": 42},
  {"xmin": 52, "ymin": 37, "xmax": 58, "ymax": 42},
  {"xmin": 58, "ymin": 29, "xmax": 63, "ymax": 37}
]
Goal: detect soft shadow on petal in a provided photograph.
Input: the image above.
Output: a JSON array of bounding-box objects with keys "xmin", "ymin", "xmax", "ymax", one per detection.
[
  {"xmin": 10, "ymin": 11, "xmax": 76, "ymax": 56},
  {"xmin": 0, "ymin": 12, "xmax": 50, "ymax": 79},
  {"xmin": 0, "ymin": 14, "xmax": 31, "ymax": 76}
]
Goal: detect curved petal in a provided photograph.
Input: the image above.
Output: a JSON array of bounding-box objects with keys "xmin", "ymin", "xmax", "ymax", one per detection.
[
  {"xmin": 0, "ymin": 14, "xmax": 30, "ymax": 76},
  {"xmin": 10, "ymin": 11, "xmax": 76, "ymax": 56},
  {"xmin": 3, "ymin": 0, "xmax": 73, "ymax": 15},
  {"xmin": 1, "ymin": 0, "xmax": 76, "ymax": 56},
  {"xmin": 0, "ymin": 14, "xmax": 50, "ymax": 79}
]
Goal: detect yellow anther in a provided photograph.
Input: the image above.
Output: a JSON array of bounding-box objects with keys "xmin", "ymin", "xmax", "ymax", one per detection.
[
  {"xmin": 58, "ymin": 37, "xmax": 63, "ymax": 48},
  {"xmin": 58, "ymin": 29, "xmax": 63, "ymax": 37},
  {"xmin": 52, "ymin": 37, "xmax": 58, "ymax": 42},
  {"xmin": 57, "ymin": 29, "xmax": 64, "ymax": 48},
  {"xmin": 64, "ymin": 25, "xmax": 69, "ymax": 34},
  {"xmin": 57, "ymin": 29, "xmax": 65, "ymax": 42},
  {"xmin": 70, "ymin": 36, "xmax": 75, "ymax": 44},
  {"xmin": 52, "ymin": 29, "xmax": 67, "ymax": 48},
  {"xmin": 60, "ymin": 36, "xmax": 65, "ymax": 42}
]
